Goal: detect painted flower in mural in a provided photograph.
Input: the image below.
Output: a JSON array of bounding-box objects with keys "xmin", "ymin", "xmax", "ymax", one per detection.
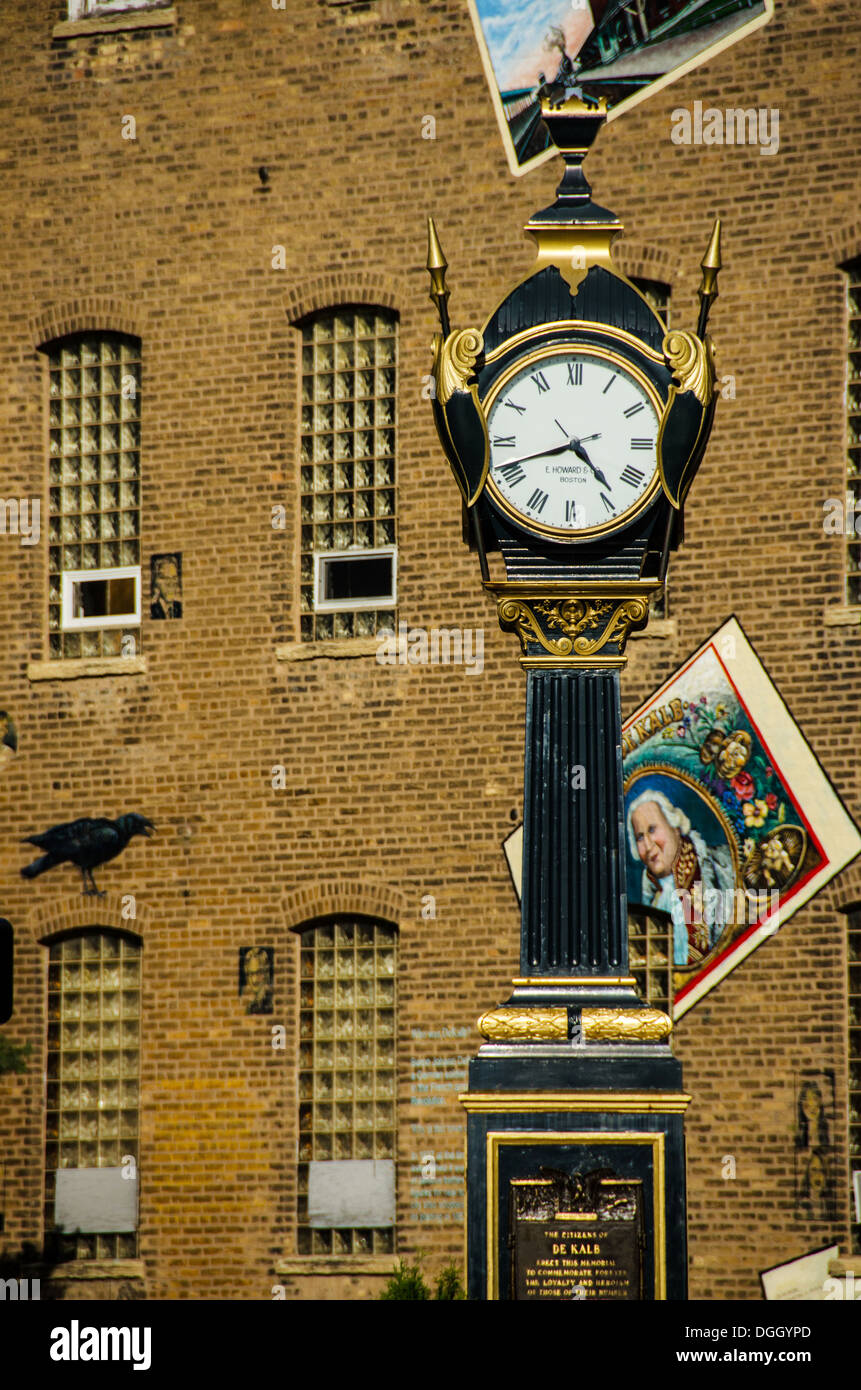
[
  {"xmin": 731, "ymin": 771, "xmax": 755, "ymax": 801},
  {"xmin": 766, "ymin": 792, "xmax": 778, "ymax": 811},
  {"xmin": 718, "ymin": 787, "xmax": 746, "ymax": 836},
  {"xmin": 715, "ymin": 730, "xmax": 752, "ymax": 780},
  {"xmin": 699, "ymin": 728, "xmax": 726, "ymax": 765},
  {"xmin": 743, "ymin": 799, "xmax": 769, "ymax": 828}
]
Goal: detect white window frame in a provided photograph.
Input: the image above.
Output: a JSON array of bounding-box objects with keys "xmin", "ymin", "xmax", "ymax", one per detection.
[
  {"xmin": 61, "ymin": 566, "xmax": 141, "ymax": 631},
  {"xmin": 68, "ymin": 0, "xmax": 165, "ymax": 18},
  {"xmin": 313, "ymin": 546, "xmax": 397, "ymax": 614}
]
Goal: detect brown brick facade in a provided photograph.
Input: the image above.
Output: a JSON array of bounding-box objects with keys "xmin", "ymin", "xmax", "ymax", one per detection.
[{"xmin": 0, "ymin": 0, "xmax": 859, "ymax": 1301}]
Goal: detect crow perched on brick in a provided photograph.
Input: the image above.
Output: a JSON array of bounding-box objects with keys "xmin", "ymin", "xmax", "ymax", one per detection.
[{"xmin": 20, "ymin": 814, "xmax": 154, "ymax": 896}]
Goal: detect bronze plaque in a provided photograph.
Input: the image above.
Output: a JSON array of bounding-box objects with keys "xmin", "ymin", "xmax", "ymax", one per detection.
[{"xmin": 511, "ymin": 1169, "xmax": 643, "ymax": 1301}]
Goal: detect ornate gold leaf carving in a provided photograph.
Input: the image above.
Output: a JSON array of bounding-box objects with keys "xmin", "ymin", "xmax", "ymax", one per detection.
[
  {"xmin": 496, "ymin": 596, "xmax": 650, "ymax": 660},
  {"xmin": 581, "ymin": 1008, "xmax": 673, "ymax": 1042},
  {"xmin": 437, "ymin": 327, "xmax": 484, "ymax": 405},
  {"xmin": 662, "ymin": 329, "xmax": 714, "ymax": 406},
  {"xmin": 478, "ymin": 1007, "xmax": 569, "ymax": 1041}
]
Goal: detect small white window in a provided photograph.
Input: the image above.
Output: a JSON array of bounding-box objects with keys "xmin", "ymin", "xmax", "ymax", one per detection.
[
  {"xmin": 69, "ymin": 1, "xmax": 167, "ymax": 18},
  {"xmin": 61, "ymin": 566, "xmax": 141, "ymax": 631},
  {"xmin": 313, "ymin": 547, "xmax": 396, "ymax": 614}
]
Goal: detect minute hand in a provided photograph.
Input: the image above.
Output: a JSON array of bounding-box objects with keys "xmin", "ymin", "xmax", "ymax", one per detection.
[{"xmin": 494, "ymin": 439, "xmax": 578, "ymax": 469}]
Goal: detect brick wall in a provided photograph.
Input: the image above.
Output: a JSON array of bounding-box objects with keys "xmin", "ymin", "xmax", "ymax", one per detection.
[{"xmin": 0, "ymin": 0, "xmax": 858, "ymax": 1299}]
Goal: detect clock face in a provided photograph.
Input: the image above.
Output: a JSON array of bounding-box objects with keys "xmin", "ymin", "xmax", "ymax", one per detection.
[{"xmin": 483, "ymin": 346, "xmax": 662, "ymax": 539}]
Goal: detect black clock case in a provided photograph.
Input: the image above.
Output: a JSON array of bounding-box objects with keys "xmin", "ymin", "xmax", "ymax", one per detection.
[{"xmin": 468, "ymin": 264, "xmax": 683, "ymax": 584}]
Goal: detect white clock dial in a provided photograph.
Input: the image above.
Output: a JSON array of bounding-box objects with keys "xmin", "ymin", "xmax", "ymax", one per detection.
[{"xmin": 484, "ymin": 348, "xmax": 661, "ymax": 538}]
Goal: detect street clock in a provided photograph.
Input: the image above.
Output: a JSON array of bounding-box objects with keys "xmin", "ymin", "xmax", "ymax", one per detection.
[{"xmin": 426, "ymin": 94, "xmax": 723, "ymax": 1029}]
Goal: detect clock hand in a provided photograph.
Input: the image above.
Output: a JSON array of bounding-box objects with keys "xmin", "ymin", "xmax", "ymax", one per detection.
[
  {"xmin": 564, "ymin": 435, "xmax": 612, "ymax": 490},
  {"xmin": 493, "ymin": 439, "xmax": 575, "ymax": 468},
  {"xmin": 494, "ymin": 433, "xmax": 612, "ymax": 491}
]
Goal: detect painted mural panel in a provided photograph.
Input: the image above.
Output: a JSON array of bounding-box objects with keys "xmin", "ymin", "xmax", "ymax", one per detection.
[
  {"xmin": 623, "ymin": 618, "xmax": 861, "ymax": 1018},
  {"xmin": 468, "ymin": 0, "xmax": 773, "ymax": 175}
]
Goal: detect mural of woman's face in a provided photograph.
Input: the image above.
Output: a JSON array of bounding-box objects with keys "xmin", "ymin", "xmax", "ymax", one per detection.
[
  {"xmin": 801, "ymin": 1084, "xmax": 821, "ymax": 1124},
  {"xmin": 632, "ymin": 801, "xmax": 681, "ymax": 878}
]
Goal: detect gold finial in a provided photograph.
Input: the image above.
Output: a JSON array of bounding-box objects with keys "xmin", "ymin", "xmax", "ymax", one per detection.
[
  {"xmin": 697, "ymin": 217, "xmax": 722, "ymax": 336},
  {"xmin": 427, "ymin": 216, "xmax": 451, "ymax": 336}
]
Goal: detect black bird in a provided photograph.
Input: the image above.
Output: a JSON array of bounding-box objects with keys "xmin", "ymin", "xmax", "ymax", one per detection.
[{"xmin": 20, "ymin": 814, "xmax": 155, "ymax": 896}]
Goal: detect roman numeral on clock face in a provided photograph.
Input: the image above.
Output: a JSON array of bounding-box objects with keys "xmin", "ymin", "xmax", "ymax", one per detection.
[
  {"xmin": 567, "ymin": 361, "xmax": 583, "ymax": 386},
  {"xmin": 630, "ymin": 438, "xmax": 653, "ymax": 450},
  {"xmin": 531, "ymin": 371, "xmax": 550, "ymax": 394},
  {"xmin": 623, "ymin": 401, "xmax": 645, "ymax": 418},
  {"xmin": 492, "ymin": 435, "xmax": 515, "ymax": 447},
  {"xmin": 498, "ymin": 461, "xmax": 525, "ymax": 486},
  {"xmin": 600, "ymin": 492, "xmax": 614, "ymax": 513},
  {"xmin": 527, "ymin": 488, "xmax": 548, "ymax": 514},
  {"xmin": 565, "ymin": 499, "xmax": 582, "ymax": 524},
  {"xmin": 505, "ymin": 399, "xmax": 526, "ymax": 415},
  {"xmin": 620, "ymin": 464, "xmax": 645, "ymax": 487}
]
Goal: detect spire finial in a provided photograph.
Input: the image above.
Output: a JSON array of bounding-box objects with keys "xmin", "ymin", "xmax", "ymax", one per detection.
[
  {"xmin": 697, "ymin": 218, "xmax": 722, "ymax": 336},
  {"xmin": 426, "ymin": 216, "xmax": 451, "ymax": 337}
]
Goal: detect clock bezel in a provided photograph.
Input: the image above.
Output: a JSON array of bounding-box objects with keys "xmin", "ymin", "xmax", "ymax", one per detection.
[{"xmin": 481, "ymin": 339, "xmax": 665, "ymax": 543}]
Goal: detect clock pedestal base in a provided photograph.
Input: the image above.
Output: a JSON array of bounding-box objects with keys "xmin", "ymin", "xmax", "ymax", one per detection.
[{"xmin": 461, "ymin": 1042, "xmax": 690, "ymax": 1301}]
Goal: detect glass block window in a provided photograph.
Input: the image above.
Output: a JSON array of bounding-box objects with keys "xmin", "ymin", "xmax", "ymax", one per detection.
[
  {"xmin": 46, "ymin": 332, "xmax": 142, "ymax": 660},
  {"xmin": 628, "ymin": 907, "xmax": 672, "ymax": 1018},
  {"xmin": 45, "ymin": 932, "xmax": 141, "ymax": 1261},
  {"xmin": 848, "ymin": 907, "xmax": 861, "ymax": 1253},
  {"xmin": 845, "ymin": 260, "xmax": 861, "ymax": 605},
  {"xmin": 297, "ymin": 918, "xmax": 396, "ymax": 1255},
  {"xmin": 632, "ymin": 277, "xmax": 671, "ymax": 327},
  {"xmin": 299, "ymin": 308, "xmax": 397, "ymax": 642}
]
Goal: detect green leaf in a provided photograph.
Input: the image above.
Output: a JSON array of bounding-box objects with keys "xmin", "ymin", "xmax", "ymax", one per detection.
[
  {"xmin": 434, "ymin": 1263, "xmax": 466, "ymax": 1300},
  {"xmin": 379, "ymin": 1259, "xmax": 431, "ymax": 1300}
]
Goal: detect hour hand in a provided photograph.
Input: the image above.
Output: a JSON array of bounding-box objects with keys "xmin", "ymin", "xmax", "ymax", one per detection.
[{"xmin": 567, "ymin": 438, "xmax": 611, "ymax": 490}]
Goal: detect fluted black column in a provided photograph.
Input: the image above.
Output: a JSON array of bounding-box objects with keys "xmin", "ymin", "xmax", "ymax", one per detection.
[{"xmin": 521, "ymin": 669, "xmax": 627, "ymax": 977}]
